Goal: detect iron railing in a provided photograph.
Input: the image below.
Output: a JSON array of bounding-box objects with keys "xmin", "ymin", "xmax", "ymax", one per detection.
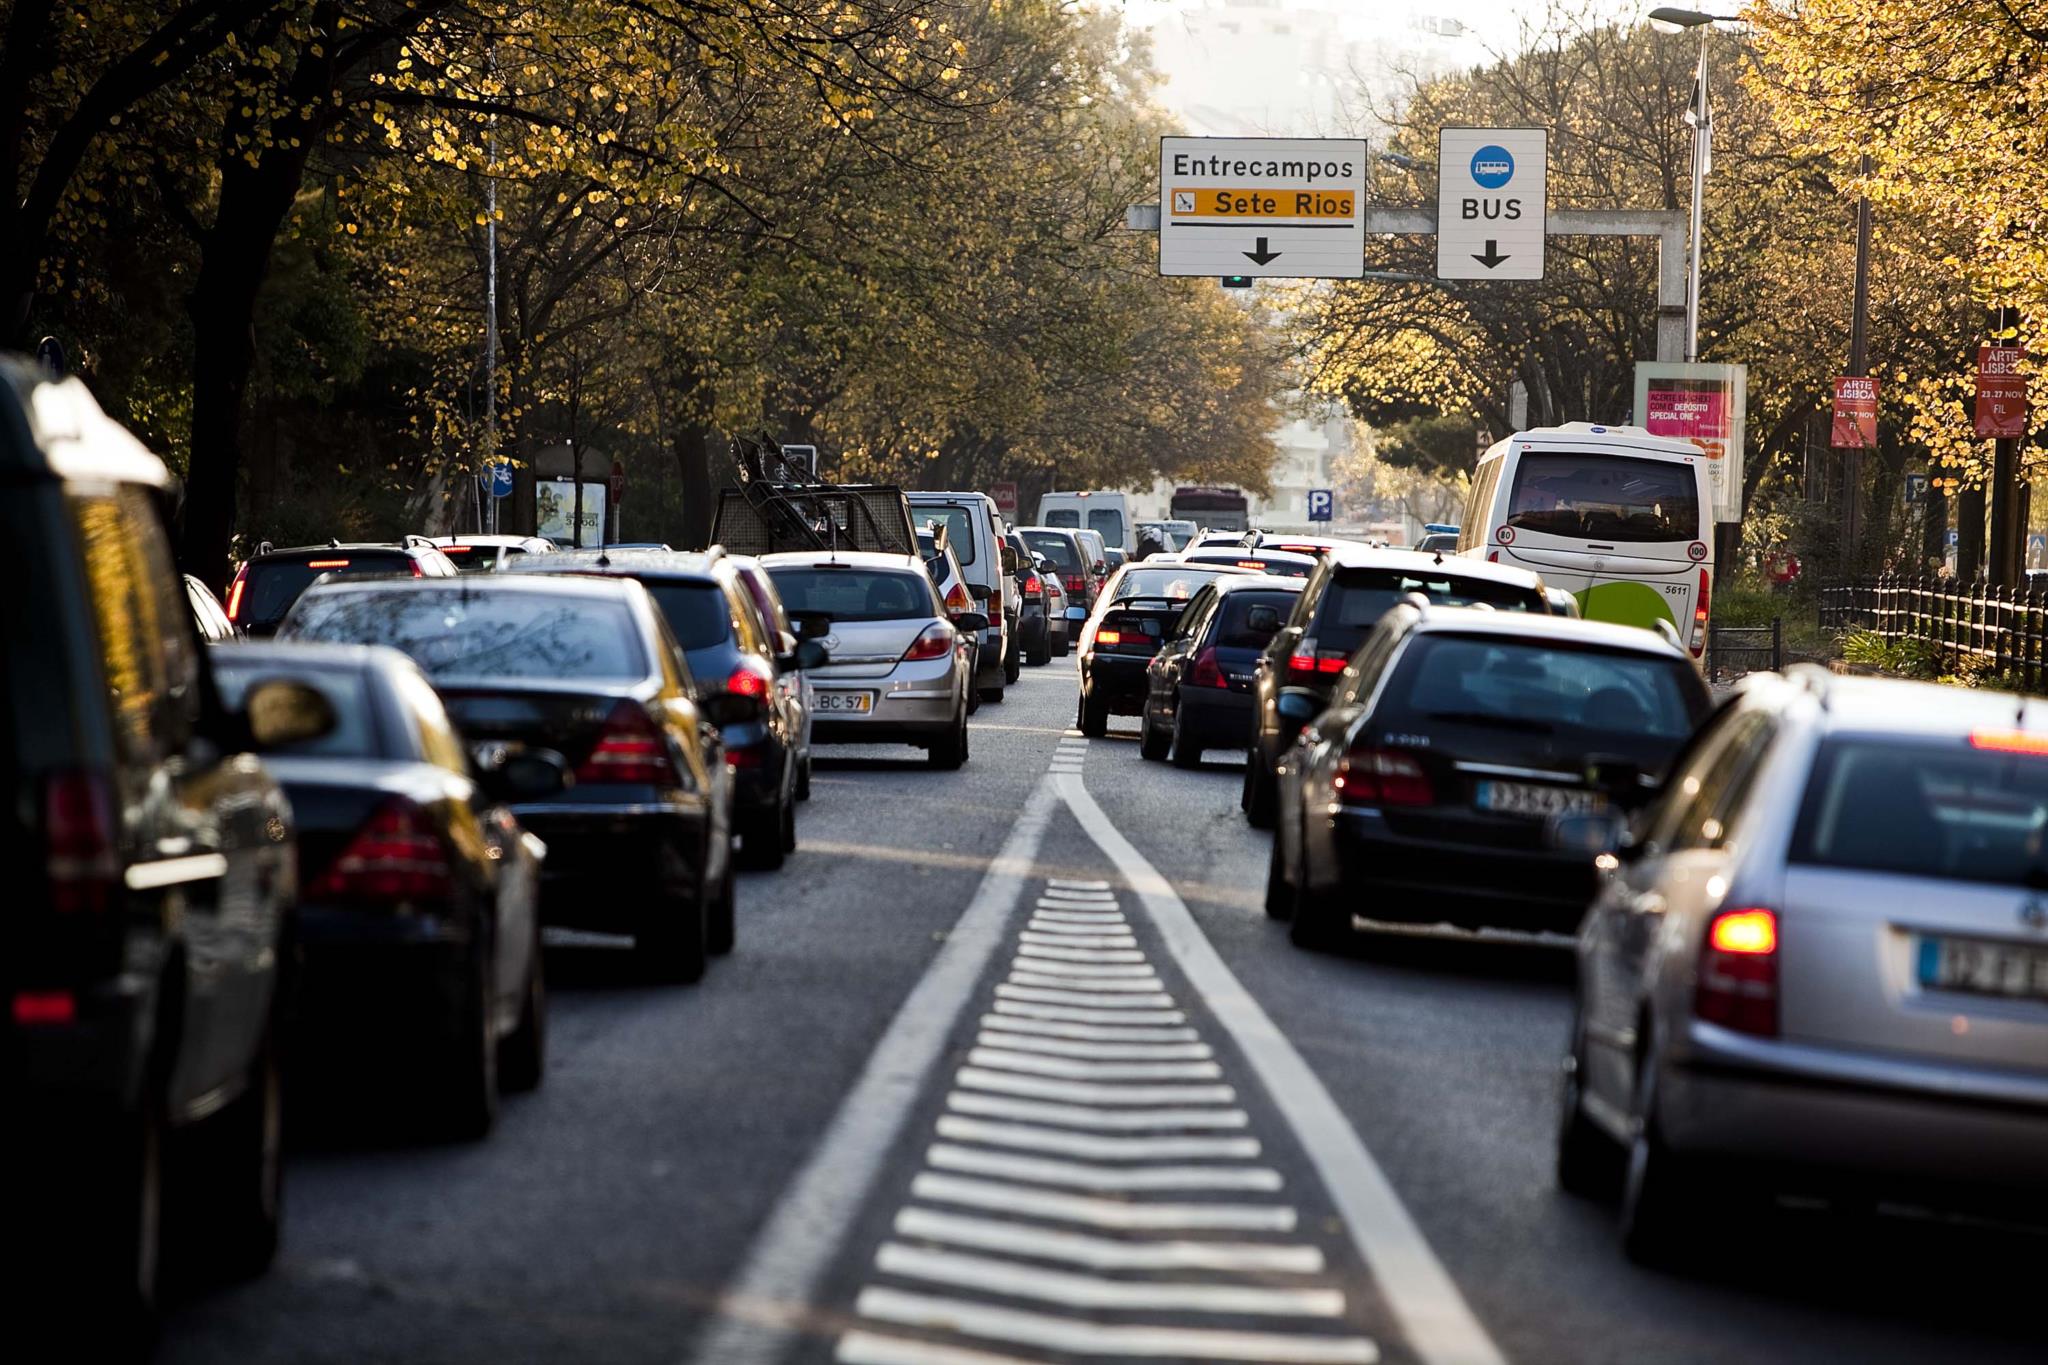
[{"xmin": 1819, "ymin": 574, "xmax": 2048, "ymax": 688}]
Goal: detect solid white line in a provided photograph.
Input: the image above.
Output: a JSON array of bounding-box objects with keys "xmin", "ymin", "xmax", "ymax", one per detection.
[
  {"xmin": 874, "ymin": 1242, "xmax": 1344, "ymax": 1316},
  {"xmin": 1002, "ymin": 957, "xmax": 1152, "ymax": 978},
  {"xmin": 927, "ymin": 1143, "xmax": 1282, "ymax": 1193},
  {"xmin": 1057, "ymin": 773, "xmax": 1507, "ymax": 1365},
  {"xmin": 989, "ymin": 1000, "xmax": 1185, "ymax": 1026},
  {"xmin": 892, "ymin": 1206, "xmax": 1320, "ymax": 1273},
  {"xmin": 837, "ymin": 1330, "xmax": 1039, "ymax": 1365},
  {"xmin": 975, "ymin": 1030, "xmax": 1212, "ymax": 1060},
  {"xmin": 977, "ymin": 1013, "xmax": 1194, "ymax": 1042},
  {"xmin": 910, "ymin": 1173, "xmax": 1295, "ymax": 1230},
  {"xmin": 853, "ymin": 1289, "xmax": 1379, "ymax": 1363},
  {"xmin": 934, "ymin": 1115, "xmax": 1257, "ymax": 1160},
  {"xmin": 955, "ymin": 1067, "xmax": 1234, "ymax": 1107},
  {"xmin": 1046, "ymin": 878, "xmax": 1110, "ymax": 889},
  {"xmin": 690, "ymin": 779, "xmax": 1059, "ymax": 1363},
  {"xmin": 1013, "ymin": 944, "xmax": 1147, "ymax": 964},
  {"xmin": 966, "ymin": 1047, "xmax": 1221, "ymax": 1081},
  {"xmin": 1006, "ymin": 972, "xmax": 1164, "ymax": 995},
  {"xmin": 947, "ymin": 1091, "xmax": 1250, "ymax": 1131}
]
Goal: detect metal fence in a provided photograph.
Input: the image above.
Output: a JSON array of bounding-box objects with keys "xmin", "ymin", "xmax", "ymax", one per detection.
[
  {"xmin": 1819, "ymin": 575, "xmax": 2048, "ymax": 689},
  {"xmin": 1704, "ymin": 618, "xmax": 1782, "ymax": 684}
]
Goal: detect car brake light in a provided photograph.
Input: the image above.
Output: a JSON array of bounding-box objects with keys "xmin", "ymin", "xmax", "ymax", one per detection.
[
  {"xmin": 1487, "ymin": 550, "xmax": 1500, "ymax": 563},
  {"xmin": 1023, "ymin": 574, "xmax": 1042, "ymax": 595},
  {"xmin": 1690, "ymin": 568, "xmax": 1710, "ymax": 655},
  {"xmin": 1697, "ymin": 907, "xmax": 1778, "ymax": 1036},
  {"xmin": 1190, "ymin": 647, "xmax": 1226, "ymax": 689},
  {"xmin": 726, "ymin": 664, "xmax": 772, "ymax": 700},
  {"xmin": 306, "ymin": 558, "xmax": 350, "ymax": 569},
  {"xmin": 1969, "ymin": 729, "xmax": 2048, "ymax": 756},
  {"xmin": 1333, "ymin": 747, "xmax": 1434, "ymax": 807},
  {"xmin": 225, "ymin": 563, "xmax": 249, "ymax": 620},
  {"xmin": 575, "ymin": 701, "xmax": 680, "ymax": 785},
  {"xmin": 442, "ymin": 544, "xmax": 473, "ymax": 555},
  {"xmin": 306, "ymin": 797, "xmax": 453, "ymax": 903},
  {"xmin": 902, "ymin": 622, "xmax": 956, "ymax": 662},
  {"xmin": 45, "ymin": 772, "xmax": 117, "ymax": 913},
  {"xmin": 12, "ymin": 990, "xmax": 76, "ymax": 1026},
  {"xmin": 1095, "ymin": 630, "xmax": 1123, "ymax": 646},
  {"xmin": 944, "ymin": 581, "xmax": 973, "ymax": 613},
  {"xmin": 1065, "ymin": 574, "xmax": 1086, "ymax": 594}
]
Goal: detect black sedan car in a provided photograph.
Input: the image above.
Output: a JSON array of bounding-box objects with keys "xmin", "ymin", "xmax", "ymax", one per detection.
[
  {"xmin": 1267, "ymin": 605, "xmax": 1711, "ymax": 947},
  {"xmin": 1243, "ymin": 548, "xmax": 1552, "ymax": 827},
  {"xmin": 278, "ymin": 574, "xmax": 742, "ymax": 982},
  {"xmin": 213, "ymin": 643, "xmax": 550, "ymax": 1138},
  {"xmin": 1140, "ymin": 575, "xmax": 1304, "ymax": 767},
  {"xmin": 225, "ymin": 538, "xmax": 460, "ymax": 637},
  {"xmin": 1073, "ymin": 562, "xmax": 1256, "ymax": 737}
]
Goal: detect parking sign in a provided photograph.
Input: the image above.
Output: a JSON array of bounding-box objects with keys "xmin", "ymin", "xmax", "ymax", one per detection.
[{"xmin": 1307, "ymin": 488, "xmax": 1334, "ymax": 522}]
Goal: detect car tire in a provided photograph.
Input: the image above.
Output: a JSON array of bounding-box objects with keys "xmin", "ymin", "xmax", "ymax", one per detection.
[
  {"xmin": 499, "ymin": 927, "xmax": 547, "ymax": 1093},
  {"xmin": 1027, "ymin": 629, "xmax": 1051, "ymax": 667},
  {"xmin": 1619, "ymin": 1043, "xmax": 1715, "ymax": 1267},
  {"xmin": 740, "ymin": 803, "xmax": 787, "ymax": 871},
  {"xmin": 706, "ymin": 855, "xmax": 737, "ymax": 955},
  {"xmin": 1288, "ymin": 876, "xmax": 1348, "ymax": 952},
  {"xmin": 1078, "ymin": 688, "xmax": 1108, "ymax": 738},
  {"xmin": 52, "ymin": 1100, "xmax": 163, "ymax": 1359},
  {"xmin": 186, "ymin": 1018, "xmax": 284, "ymax": 1283},
  {"xmin": 1053, "ymin": 631, "xmax": 1070, "ymax": 659},
  {"xmin": 929, "ymin": 711, "xmax": 969, "ymax": 770},
  {"xmin": 637, "ymin": 845, "xmax": 708, "ymax": 984},
  {"xmin": 980, "ymin": 683, "xmax": 1005, "ymax": 704},
  {"xmin": 437, "ymin": 947, "xmax": 500, "ymax": 1140},
  {"xmin": 780, "ymin": 794, "xmax": 797, "ymax": 853},
  {"xmin": 1139, "ymin": 711, "xmax": 1170, "ymax": 761},
  {"xmin": 795, "ymin": 754, "xmax": 812, "ymax": 801},
  {"xmin": 1263, "ymin": 832, "xmax": 1294, "ymax": 920},
  {"xmin": 1245, "ymin": 758, "xmax": 1278, "ymax": 829},
  {"xmin": 1168, "ymin": 720, "xmax": 1201, "ymax": 770},
  {"xmin": 1556, "ymin": 1022, "xmax": 1620, "ymax": 1198},
  {"xmin": 1005, "ymin": 648, "xmax": 1022, "ymax": 685}
]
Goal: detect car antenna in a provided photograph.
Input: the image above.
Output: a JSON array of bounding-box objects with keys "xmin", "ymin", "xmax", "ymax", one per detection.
[{"xmin": 328, "ymin": 537, "xmax": 341, "ymax": 549}]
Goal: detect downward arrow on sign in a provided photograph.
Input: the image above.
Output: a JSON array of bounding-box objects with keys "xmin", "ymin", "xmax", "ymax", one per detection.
[
  {"xmin": 1243, "ymin": 236, "xmax": 1282, "ymax": 266},
  {"xmin": 1471, "ymin": 240, "xmax": 1511, "ymax": 269}
]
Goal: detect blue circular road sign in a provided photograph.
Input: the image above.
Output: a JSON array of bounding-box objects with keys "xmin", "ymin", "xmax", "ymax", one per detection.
[
  {"xmin": 1470, "ymin": 146, "xmax": 1515, "ymax": 190},
  {"xmin": 488, "ymin": 462, "xmax": 515, "ymax": 498}
]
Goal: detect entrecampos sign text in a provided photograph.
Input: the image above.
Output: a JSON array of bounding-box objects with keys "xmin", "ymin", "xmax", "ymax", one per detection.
[{"xmin": 1165, "ymin": 150, "xmax": 1357, "ymax": 183}]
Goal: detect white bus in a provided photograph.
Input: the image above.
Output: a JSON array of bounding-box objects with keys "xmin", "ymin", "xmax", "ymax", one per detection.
[{"xmin": 1458, "ymin": 423, "xmax": 1713, "ymax": 656}]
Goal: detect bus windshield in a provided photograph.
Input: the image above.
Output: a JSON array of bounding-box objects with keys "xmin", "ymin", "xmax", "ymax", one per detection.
[{"xmin": 1505, "ymin": 453, "xmax": 1699, "ymax": 543}]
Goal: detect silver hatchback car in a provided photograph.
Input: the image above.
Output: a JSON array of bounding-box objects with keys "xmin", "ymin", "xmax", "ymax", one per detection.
[
  {"xmin": 1557, "ymin": 666, "xmax": 2048, "ymax": 1265},
  {"xmin": 761, "ymin": 551, "xmax": 977, "ymax": 770}
]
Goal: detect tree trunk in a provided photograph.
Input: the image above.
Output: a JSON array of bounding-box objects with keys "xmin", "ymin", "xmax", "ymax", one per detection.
[{"xmin": 676, "ymin": 423, "xmax": 718, "ymax": 550}]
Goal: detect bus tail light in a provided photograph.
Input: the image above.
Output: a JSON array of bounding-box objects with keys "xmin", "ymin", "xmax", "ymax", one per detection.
[{"xmin": 1691, "ymin": 568, "xmax": 1710, "ymax": 655}]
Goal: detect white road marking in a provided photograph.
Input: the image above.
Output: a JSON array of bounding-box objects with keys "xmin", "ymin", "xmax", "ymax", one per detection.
[
  {"xmin": 1013, "ymin": 943, "xmax": 1147, "ymax": 964},
  {"xmin": 974, "ymin": 1030, "xmax": 1213, "ymax": 1060},
  {"xmin": 874, "ymin": 1242, "xmax": 1345, "ymax": 1316},
  {"xmin": 1002, "ymin": 957, "xmax": 1152, "ymax": 978},
  {"xmin": 976, "ymin": 1013, "xmax": 1195, "ymax": 1043},
  {"xmin": 853, "ymin": 1289, "xmax": 1379, "ymax": 1363},
  {"xmin": 837, "ymin": 1329, "xmax": 1041, "ymax": 1365},
  {"xmin": 989, "ymin": 999, "xmax": 1186, "ymax": 1026},
  {"xmin": 1029, "ymin": 908, "xmax": 1127, "ymax": 921},
  {"xmin": 965, "ymin": 1046, "xmax": 1221, "ymax": 1081},
  {"xmin": 910, "ymin": 1173, "xmax": 1296, "ymax": 1230},
  {"xmin": 934, "ymin": 1115, "xmax": 1256, "ymax": 1161},
  {"xmin": 926, "ymin": 1143, "xmax": 1282, "ymax": 1193},
  {"xmin": 955, "ymin": 1068, "xmax": 1232, "ymax": 1107},
  {"xmin": 892, "ymin": 1206, "xmax": 1321, "ymax": 1273},
  {"xmin": 992, "ymin": 984, "xmax": 1170, "ymax": 1010},
  {"xmin": 1037, "ymin": 893, "xmax": 1118, "ymax": 906},
  {"xmin": 946, "ymin": 1091, "xmax": 1250, "ymax": 1131},
  {"xmin": 689, "ymin": 779, "xmax": 1059, "ymax": 1363},
  {"xmin": 1020, "ymin": 921, "xmax": 1137, "ymax": 938},
  {"xmin": 1005, "ymin": 972, "xmax": 1165, "ymax": 995},
  {"xmin": 1014, "ymin": 935, "xmax": 1141, "ymax": 953},
  {"xmin": 1045, "ymin": 878, "xmax": 1110, "ymax": 889},
  {"xmin": 1058, "ymin": 774, "xmax": 1508, "ymax": 1365}
]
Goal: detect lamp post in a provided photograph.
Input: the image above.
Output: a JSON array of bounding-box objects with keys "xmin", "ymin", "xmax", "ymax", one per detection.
[{"xmin": 1649, "ymin": 8, "xmax": 1739, "ymax": 364}]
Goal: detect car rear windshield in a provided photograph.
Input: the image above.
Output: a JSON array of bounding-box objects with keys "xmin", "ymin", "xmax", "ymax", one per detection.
[
  {"xmin": 1088, "ymin": 509, "xmax": 1124, "ymax": 543},
  {"xmin": 767, "ymin": 567, "xmax": 935, "ymax": 621},
  {"xmin": 439, "ymin": 544, "xmax": 527, "ymax": 573},
  {"xmin": 913, "ymin": 506, "xmax": 978, "ymax": 566},
  {"xmin": 1113, "ymin": 566, "xmax": 1230, "ymax": 602},
  {"xmin": 643, "ymin": 582, "xmax": 734, "ymax": 650},
  {"xmin": 241, "ymin": 555, "xmax": 408, "ymax": 627},
  {"xmin": 1383, "ymin": 637, "xmax": 1699, "ymax": 741},
  {"xmin": 1507, "ymin": 453, "xmax": 1700, "ymax": 543},
  {"xmin": 213, "ymin": 661, "xmax": 382, "ymax": 758},
  {"xmin": 1044, "ymin": 510, "xmax": 1079, "ymax": 530},
  {"xmin": 282, "ymin": 588, "xmax": 646, "ymax": 682},
  {"xmin": 1311, "ymin": 568, "xmax": 1540, "ymax": 653},
  {"xmin": 1215, "ymin": 591, "xmax": 1298, "ymax": 649},
  {"xmin": 1790, "ymin": 738, "xmax": 2048, "ymax": 885},
  {"xmin": 1023, "ymin": 531, "xmax": 1080, "ymax": 571},
  {"xmin": 1185, "ymin": 554, "xmax": 1310, "ymax": 579}
]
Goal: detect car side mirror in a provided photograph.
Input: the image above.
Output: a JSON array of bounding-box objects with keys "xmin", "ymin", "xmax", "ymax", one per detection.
[
  {"xmin": 1274, "ymin": 688, "xmax": 1322, "ymax": 728},
  {"xmin": 242, "ymin": 678, "xmax": 336, "ymax": 750},
  {"xmin": 472, "ymin": 744, "xmax": 570, "ymax": 802},
  {"xmin": 1032, "ymin": 553, "xmax": 1050, "ymax": 570},
  {"xmin": 968, "ymin": 582, "xmax": 993, "ymax": 602},
  {"xmin": 792, "ymin": 638, "xmax": 829, "ymax": 671},
  {"xmin": 1092, "ymin": 562, "xmax": 1108, "ymax": 577},
  {"xmin": 1246, "ymin": 605, "xmax": 1282, "ymax": 633},
  {"xmin": 1000, "ymin": 544, "xmax": 1020, "ymax": 573},
  {"xmin": 701, "ymin": 690, "xmax": 767, "ymax": 728},
  {"xmin": 953, "ymin": 611, "xmax": 990, "ymax": 634}
]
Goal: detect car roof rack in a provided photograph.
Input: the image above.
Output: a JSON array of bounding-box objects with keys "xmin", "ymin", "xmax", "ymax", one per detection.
[{"xmin": 709, "ymin": 432, "xmax": 915, "ymax": 557}]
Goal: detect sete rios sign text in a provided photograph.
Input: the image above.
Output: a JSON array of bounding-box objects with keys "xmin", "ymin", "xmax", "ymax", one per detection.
[{"xmin": 1158, "ymin": 137, "xmax": 1366, "ymax": 280}]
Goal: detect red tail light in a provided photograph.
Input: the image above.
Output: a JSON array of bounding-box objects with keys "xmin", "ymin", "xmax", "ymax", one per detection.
[
  {"xmin": 1333, "ymin": 747, "xmax": 1434, "ymax": 807},
  {"xmin": 944, "ymin": 581, "xmax": 973, "ymax": 613},
  {"xmin": 1094, "ymin": 630, "xmax": 1123, "ymax": 646},
  {"xmin": 1023, "ymin": 574, "xmax": 1042, "ymax": 595},
  {"xmin": 45, "ymin": 772, "xmax": 117, "ymax": 913},
  {"xmin": 1190, "ymin": 647, "xmax": 1226, "ymax": 689},
  {"xmin": 1697, "ymin": 907, "xmax": 1778, "ymax": 1036},
  {"xmin": 1287, "ymin": 652, "xmax": 1345, "ymax": 675},
  {"xmin": 224, "ymin": 563, "xmax": 249, "ymax": 621},
  {"xmin": 726, "ymin": 745, "xmax": 765, "ymax": 770},
  {"xmin": 12, "ymin": 990, "xmax": 76, "ymax": 1026},
  {"xmin": 902, "ymin": 622, "xmax": 957, "ymax": 662},
  {"xmin": 1065, "ymin": 574, "xmax": 1086, "ymax": 594},
  {"xmin": 575, "ymin": 701, "xmax": 679, "ymax": 785},
  {"xmin": 1691, "ymin": 568, "xmax": 1710, "ymax": 655},
  {"xmin": 726, "ymin": 663, "xmax": 772, "ymax": 700},
  {"xmin": 306, "ymin": 798, "xmax": 452, "ymax": 903}
]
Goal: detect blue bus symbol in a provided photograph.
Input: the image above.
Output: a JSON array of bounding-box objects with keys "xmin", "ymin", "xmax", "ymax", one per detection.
[{"xmin": 1470, "ymin": 146, "xmax": 1514, "ymax": 190}]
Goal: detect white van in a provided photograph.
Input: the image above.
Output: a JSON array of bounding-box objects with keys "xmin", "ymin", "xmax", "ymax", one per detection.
[
  {"xmin": 1458, "ymin": 423, "xmax": 1713, "ymax": 656},
  {"xmin": 907, "ymin": 491, "xmax": 1012, "ymax": 701},
  {"xmin": 1037, "ymin": 490, "xmax": 1133, "ymax": 553}
]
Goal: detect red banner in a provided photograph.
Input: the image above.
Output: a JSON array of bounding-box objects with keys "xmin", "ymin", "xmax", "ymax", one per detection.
[
  {"xmin": 1831, "ymin": 375, "xmax": 1878, "ymax": 449},
  {"xmin": 989, "ymin": 481, "xmax": 1018, "ymax": 517},
  {"xmin": 1975, "ymin": 344, "xmax": 2028, "ymax": 439}
]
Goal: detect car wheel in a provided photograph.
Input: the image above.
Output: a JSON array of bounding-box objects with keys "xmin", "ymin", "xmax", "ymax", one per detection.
[
  {"xmin": 1005, "ymin": 648, "xmax": 1022, "ymax": 685},
  {"xmin": 437, "ymin": 947, "xmax": 500, "ymax": 1140},
  {"xmin": 740, "ymin": 803, "xmax": 787, "ymax": 871},
  {"xmin": 929, "ymin": 711, "xmax": 969, "ymax": 770},
  {"xmin": 186, "ymin": 1016, "xmax": 283, "ymax": 1282},
  {"xmin": 1027, "ymin": 629, "xmax": 1051, "ymax": 667},
  {"xmin": 1618, "ymin": 1042, "xmax": 1715, "ymax": 1266},
  {"xmin": 74, "ymin": 1100, "xmax": 163, "ymax": 1357},
  {"xmin": 499, "ymin": 926, "xmax": 547, "ymax": 1093},
  {"xmin": 1245, "ymin": 757, "xmax": 1278, "ymax": 829},
  {"xmin": 1139, "ymin": 710, "xmax": 1170, "ymax": 761},
  {"xmin": 780, "ymin": 793, "xmax": 797, "ymax": 853},
  {"xmin": 980, "ymin": 683, "xmax": 1006, "ymax": 704},
  {"xmin": 966, "ymin": 680, "xmax": 981, "ymax": 715},
  {"xmin": 1288, "ymin": 870, "xmax": 1349, "ymax": 952},
  {"xmin": 637, "ymin": 845, "xmax": 708, "ymax": 984},
  {"xmin": 706, "ymin": 854, "xmax": 737, "ymax": 955},
  {"xmin": 1053, "ymin": 631, "xmax": 1070, "ymax": 659},
  {"xmin": 1263, "ymin": 831, "xmax": 1294, "ymax": 920},
  {"xmin": 1556, "ymin": 1021, "xmax": 1621, "ymax": 1198},
  {"xmin": 795, "ymin": 754, "xmax": 812, "ymax": 802},
  {"xmin": 1078, "ymin": 688, "xmax": 1108, "ymax": 738},
  {"xmin": 1168, "ymin": 719, "xmax": 1202, "ymax": 770}
]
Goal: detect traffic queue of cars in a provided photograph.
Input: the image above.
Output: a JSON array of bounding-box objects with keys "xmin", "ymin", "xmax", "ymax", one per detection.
[{"xmin": 1087, "ymin": 517, "xmax": 2048, "ymax": 1272}]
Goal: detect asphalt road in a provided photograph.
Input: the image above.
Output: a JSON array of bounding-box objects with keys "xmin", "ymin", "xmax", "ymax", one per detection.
[{"xmin": 160, "ymin": 663, "xmax": 2044, "ymax": 1365}]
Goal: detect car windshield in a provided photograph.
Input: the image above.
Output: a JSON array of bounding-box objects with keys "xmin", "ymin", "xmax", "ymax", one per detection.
[
  {"xmin": 1313, "ymin": 568, "xmax": 1540, "ymax": 654},
  {"xmin": 1387, "ymin": 637, "xmax": 1699, "ymax": 740},
  {"xmin": 240, "ymin": 555, "xmax": 407, "ymax": 629},
  {"xmin": 1506, "ymin": 452, "xmax": 1700, "ymax": 543},
  {"xmin": 1023, "ymin": 532, "xmax": 1080, "ymax": 571},
  {"xmin": 281, "ymin": 588, "xmax": 646, "ymax": 682},
  {"xmin": 643, "ymin": 582, "xmax": 734, "ymax": 650},
  {"xmin": 1791, "ymin": 738, "xmax": 2048, "ymax": 885},
  {"xmin": 768, "ymin": 567, "xmax": 935, "ymax": 621},
  {"xmin": 213, "ymin": 661, "xmax": 382, "ymax": 758},
  {"xmin": 914, "ymin": 507, "xmax": 977, "ymax": 566},
  {"xmin": 1215, "ymin": 590, "xmax": 1299, "ymax": 649},
  {"xmin": 1112, "ymin": 566, "xmax": 1230, "ymax": 602}
]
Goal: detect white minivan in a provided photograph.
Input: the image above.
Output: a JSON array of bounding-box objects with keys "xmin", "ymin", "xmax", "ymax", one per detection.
[
  {"xmin": 1037, "ymin": 490, "xmax": 1133, "ymax": 553},
  {"xmin": 1458, "ymin": 423, "xmax": 1713, "ymax": 656},
  {"xmin": 907, "ymin": 491, "xmax": 1013, "ymax": 702}
]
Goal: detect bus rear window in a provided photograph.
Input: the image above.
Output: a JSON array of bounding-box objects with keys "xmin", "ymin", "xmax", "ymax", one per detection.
[{"xmin": 1506, "ymin": 453, "xmax": 1699, "ymax": 543}]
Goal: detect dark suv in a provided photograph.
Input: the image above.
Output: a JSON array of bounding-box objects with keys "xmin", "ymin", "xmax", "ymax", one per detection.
[
  {"xmin": 2, "ymin": 359, "xmax": 331, "ymax": 1350},
  {"xmin": 226, "ymin": 538, "xmax": 459, "ymax": 637}
]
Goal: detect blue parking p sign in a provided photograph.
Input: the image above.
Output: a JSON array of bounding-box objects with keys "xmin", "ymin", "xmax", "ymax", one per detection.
[{"xmin": 1307, "ymin": 488, "xmax": 1334, "ymax": 523}]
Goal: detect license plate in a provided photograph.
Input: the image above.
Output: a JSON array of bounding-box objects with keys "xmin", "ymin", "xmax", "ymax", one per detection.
[
  {"xmin": 1475, "ymin": 781, "xmax": 1603, "ymax": 818},
  {"xmin": 1917, "ymin": 934, "xmax": 2048, "ymax": 1001},
  {"xmin": 814, "ymin": 691, "xmax": 875, "ymax": 714}
]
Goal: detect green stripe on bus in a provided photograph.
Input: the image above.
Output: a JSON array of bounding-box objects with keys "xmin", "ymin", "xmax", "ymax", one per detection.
[{"xmin": 1575, "ymin": 579, "xmax": 1680, "ymax": 630}]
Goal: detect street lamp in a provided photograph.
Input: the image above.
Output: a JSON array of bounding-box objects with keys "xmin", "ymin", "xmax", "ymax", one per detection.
[{"xmin": 1648, "ymin": 9, "xmax": 1739, "ymax": 363}]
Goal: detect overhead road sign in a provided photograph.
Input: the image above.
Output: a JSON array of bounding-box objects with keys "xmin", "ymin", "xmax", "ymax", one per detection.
[
  {"xmin": 1436, "ymin": 128, "xmax": 1547, "ymax": 281},
  {"xmin": 1159, "ymin": 137, "xmax": 1367, "ymax": 280}
]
